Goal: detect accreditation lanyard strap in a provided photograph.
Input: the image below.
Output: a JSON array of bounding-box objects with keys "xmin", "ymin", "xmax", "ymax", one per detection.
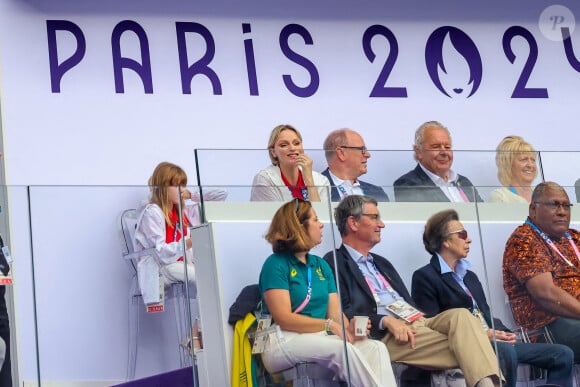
[
  {"xmin": 281, "ymin": 169, "xmax": 309, "ymax": 201},
  {"xmin": 457, "ymin": 276, "xmax": 480, "ymax": 311},
  {"xmin": 337, "ymin": 185, "xmax": 348, "ymax": 199},
  {"xmin": 362, "ymin": 260, "xmax": 399, "ymax": 305},
  {"xmin": 451, "ymin": 181, "xmax": 470, "ymax": 202},
  {"xmin": 525, "ymin": 219, "xmax": 580, "ymax": 267},
  {"xmin": 293, "ymin": 266, "xmax": 312, "ymax": 314},
  {"xmin": 338, "ymin": 182, "xmax": 363, "ymax": 199}
]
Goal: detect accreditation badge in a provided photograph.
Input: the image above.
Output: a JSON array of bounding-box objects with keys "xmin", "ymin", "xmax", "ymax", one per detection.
[
  {"xmin": 386, "ymin": 300, "xmax": 424, "ymax": 322},
  {"xmin": 252, "ymin": 316, "xmax": 272, "ymax": 354},
  {"xmin": 473, "ymin": 308, "xmax": 489, "ymax": 330}
]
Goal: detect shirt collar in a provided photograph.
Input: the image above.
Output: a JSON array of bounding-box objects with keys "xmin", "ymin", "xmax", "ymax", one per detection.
[
  {"xmin": 455, "ymin": 259, "xmax": 472, "ymax": 279},
  {"xmin": 436, "ymin": 253, "xmax": 453, "ymax": 274},
  {"xmin": 329, "ymin": 169, "xmax": 359, "ymax": 188},
  {"xmin": 419, "ymin": 163, "xmax": 458, "ymax": 185},
  {"xmin": 344, "ymin": 244, "xmax": 370, "ymax": 264},
  {"xmin": 288, "ymin": 252, "xmax": 314, "ymax": 266},
  {"xmin": 436, "ymin": 253, "xmax": 471, "ymax": 279}
]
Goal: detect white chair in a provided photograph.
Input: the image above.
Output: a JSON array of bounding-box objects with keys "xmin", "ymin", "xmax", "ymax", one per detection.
[
  {"xmin": 276, "ymin": 362, "xmax": 340, "ymax": 387},
  {"xmin": 540, "ymin": 325, "xmax": 580, "ymax": 387},
  {"xmin": 504, "ymin": 295, "xmax": 552, "ymax": 386},
  {"xmin": 392, "ymin": 362, "xmax": 466, "ymax": 387},
  {"xmin": 118, "ymin": 209, "xmax": 192, "ymax": 380}
]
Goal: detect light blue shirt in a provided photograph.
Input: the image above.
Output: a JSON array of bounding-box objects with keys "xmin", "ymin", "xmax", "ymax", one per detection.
[
  {"xmin": 344, "ymin": 244, "xmax": 402, "ymax": 320},
  {"xmin": 437, "ymin": 253, "xmax": 475, "ymax": 310}
]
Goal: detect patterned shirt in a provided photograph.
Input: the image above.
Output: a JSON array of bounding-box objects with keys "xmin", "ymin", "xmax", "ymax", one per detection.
[{"xmin": 503, "ymin": 217, "xmax": 580, "ymax": 330}]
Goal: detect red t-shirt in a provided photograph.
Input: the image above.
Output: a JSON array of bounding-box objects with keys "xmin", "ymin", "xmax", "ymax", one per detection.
[{"xmin": 165, "ymin": 207, "xmax": 189, "ymax": 261}]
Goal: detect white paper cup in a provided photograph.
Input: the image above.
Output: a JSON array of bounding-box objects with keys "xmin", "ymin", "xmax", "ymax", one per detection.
[{"xmin": 354, "ymin": 316, "xmax": 369, "ymax": 336}]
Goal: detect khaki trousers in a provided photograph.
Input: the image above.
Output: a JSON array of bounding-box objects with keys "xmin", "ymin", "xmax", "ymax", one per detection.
[{"xmin": 382, "ymin": 308, "xmax": 501, "ymax": 387}]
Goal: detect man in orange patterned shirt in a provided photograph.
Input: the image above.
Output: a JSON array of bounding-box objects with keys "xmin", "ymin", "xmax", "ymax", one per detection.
[{"xmin": 503, "ymin": 181, "xmax": 580, "ymax": 360}]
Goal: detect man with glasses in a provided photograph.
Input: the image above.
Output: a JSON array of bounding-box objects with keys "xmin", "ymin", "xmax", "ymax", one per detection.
[
  {"xmin": 324, "ymin": 195, "xmax": 503, "ymax": 387},
  {"xmin": 504, "ymin": 181, "xmax": 580, "ymax": 360},
  {"xmin": 393, "ymin": 121, "xmax": 482, "ymax": 202},
  {"xmin": 321, "ymin": 129, "xmax": 389, "ymax": 201}
]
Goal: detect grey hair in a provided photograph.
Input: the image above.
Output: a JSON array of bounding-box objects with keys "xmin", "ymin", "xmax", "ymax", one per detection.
[
  {"xmin": 413, "ymin": 121, "xmax": 450, "ymax": 162},
  {"xmin": 531, "ymin": 181, "xmax": 567, "ymax": 203},
  {"xmin": 334, "ymin": 195, "xmax": 378, "ymax": 236},
  {"xmin": 323, "ymin": 129, "xmax": 349, "ymax": 162}
]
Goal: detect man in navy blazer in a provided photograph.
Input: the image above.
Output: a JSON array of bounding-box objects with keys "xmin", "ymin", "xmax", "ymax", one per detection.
[
  {"xmin": 393, "ymin": 121, "xmax": 482, "ymax": 202},
  {"xmin": 321, "ymin": 129, "xmax": 389, "ymax": 202},
  {"xmin": 323, "ymin": 195, "xmax": 502, "ymax": 387}
]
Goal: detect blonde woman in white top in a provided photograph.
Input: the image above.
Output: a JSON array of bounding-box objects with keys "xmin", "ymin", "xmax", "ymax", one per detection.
[
  {"xmin": 251, "ymin": 124, "xmax": 330, "ymax": 201},
  {"xmin": 489, "ymin": 136, "xmax": 538, "ymax": 203}
]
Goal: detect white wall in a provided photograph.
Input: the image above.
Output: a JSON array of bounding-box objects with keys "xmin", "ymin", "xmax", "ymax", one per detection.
[{"xmin": 1, "ymin": 0, "xmax": 580, "ymax": 185}]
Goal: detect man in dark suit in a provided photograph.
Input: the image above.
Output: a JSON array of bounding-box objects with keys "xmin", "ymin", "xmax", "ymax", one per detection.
[
  {"xmin": 323, "ymin": 195, "xmax": 502, "ymax": 387},
  {"xmin": 393, "ymin": 121, "xmax": 482, "ymax": 202},
  {"xmin": 321, "ymin": 129, "xmax": 389, "ymax": 202}
]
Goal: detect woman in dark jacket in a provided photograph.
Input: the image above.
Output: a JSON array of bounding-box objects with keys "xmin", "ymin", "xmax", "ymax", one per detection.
[{"xmin": 412, "ymin": 209, "xmax": 573, "ymax": 387}]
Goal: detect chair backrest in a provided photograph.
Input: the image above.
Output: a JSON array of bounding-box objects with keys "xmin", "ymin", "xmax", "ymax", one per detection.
[
  {"xmin": 118, "ymin": 209, "xmax": 138, "ymax": 271},
  {"xmin": 504, "ymin": 292, "xmax": 554, "ymax": 343}
]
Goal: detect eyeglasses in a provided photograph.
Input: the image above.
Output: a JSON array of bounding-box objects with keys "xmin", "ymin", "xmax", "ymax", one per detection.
[
  {"xmin": 534, "ymin": 201, "xmax": 573, "ymax": 211},
  {"xmin": 446, "ymin": 229, "xmax": 468, "ymax": 240},
  {"xmin": 340, "ymin": 145, "xmax": 368, "ymax": 154},
  {"xmin": 361, "ymin": 213, "xmax": 381, "ymax": 221}
]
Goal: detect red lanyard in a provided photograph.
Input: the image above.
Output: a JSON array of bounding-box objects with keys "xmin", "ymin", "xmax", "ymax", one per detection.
[{"xmin": 280, "ymin": 168, "xmax": 309, "ymax": 200}]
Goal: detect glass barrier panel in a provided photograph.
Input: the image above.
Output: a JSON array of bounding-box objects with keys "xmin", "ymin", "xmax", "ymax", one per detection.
[
  {"xmin": 475, "ymin": 194, "xmax": 529, "ymax": 330},
  {"xmin": 195, "ymin": 148, "xmax": 332, "ymax": 203},
  {"xmin": 195, "ymin": 146, "xmax": 580, "ymax": 385},
  {"xmin": 538, "ymin": 151, "xmax": 580, "ymax": 201},
  {"xmin": 479, "ymin": 184, "xmax": 579, "ymax": 387},
  {"xmin": 194, "ymin": 187, "xmax": 365, "ymax": 386},
  {"xmin": 21, "ymin": 185, "xmax": 198, "ymax": 386},
  {"xmin": 197, "ymin": 182, "xmax": 505, "ymax": 386},
  {"xmin": 194, "ymin": 149, "xmax": 549, "ymax": 204},
  {"xmin": 26, "ymin": 180, "xmax": 580, "ymax": 385},
  {"xmin": 6, "ymin": 186, "xmax": 37, "ymax": 387}
]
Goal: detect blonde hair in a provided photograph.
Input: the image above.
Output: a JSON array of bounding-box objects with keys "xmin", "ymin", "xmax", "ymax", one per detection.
[
  {"xmin": 495, "ymin": 135, "xmax": 537, "ymax": 187},
  {"xmin": 148, "ymin": 162, "xmax": 188, "ymax": 226},
  {"xmin": 267, "ymin": 124, "xmax": 303, "ymax": 165}
]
